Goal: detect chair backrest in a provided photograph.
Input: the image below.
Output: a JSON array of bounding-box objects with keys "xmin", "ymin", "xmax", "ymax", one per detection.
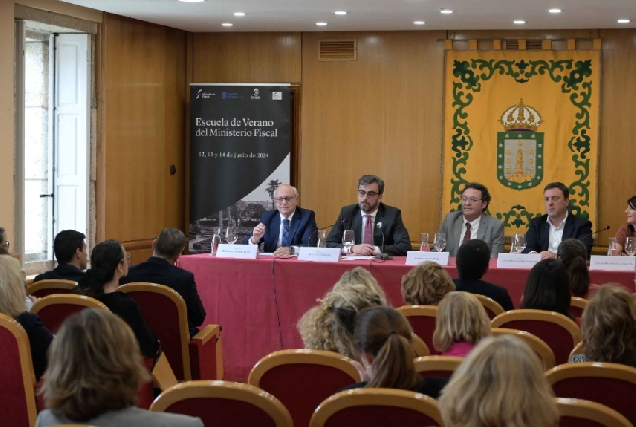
[
  {"xmin": 411, "ymin": 334, "xmax": 430, "ymax": 357},
  {"xmin": 491, "ymin": 309, "xmax": 581, "ymax": 365},
  {"xmin": 396, "ymin": 305, "xmax": 439, "ymax": 355},
  {"xmin": 473, "ymin": 294, "xmax": 505, "ymax": 319},
  {"xmin": 413, "ymin": 355, "xmax": 463, "ymax": 378},
  {"xmin": 150, "ymin": 380, "xmax": 293, "ymax": 427},
  {"xmin": 248, "ymin": 349, "xmax": 361, "ymax": 427},
  {"xmin": 491, "ymin": 327, "xmax": 556, "ymax": 370},
  {"xmin": 546, "ymin": 362, "xmax": 636, "ymax": 425},
  {"xmin": 569, "ymin": 342, "xmax": 585, "ymax": 360},
  {"xmin": 27, "ymin": 279, "xmax": 77, "ymax": 298},
  {"xmin": 310, "ymin": 388, "xmax": 443, "ymax": 427},
  {"xmin": 570, "ymin": 297, "xmax": 588, "ymax": 319},
  {"xmin": 556, "ymin": 398, "xmax": 633, "ymax": 427},
  {"xmin": 30, "ymin": 294, "xmax": 109, "ymax": 333},
  {"xmin": 118, "ymin": 283, "xmax": 192, "ymax": 381},
  {"xmin": 0, "ymin": 313, "xmax": 38, "ymax": 427}
]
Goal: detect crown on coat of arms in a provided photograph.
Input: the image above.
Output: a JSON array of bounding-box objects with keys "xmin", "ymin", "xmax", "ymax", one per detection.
[{"xmin": 499, "ymin": 98, "xmax": 544, "ymax": 131}]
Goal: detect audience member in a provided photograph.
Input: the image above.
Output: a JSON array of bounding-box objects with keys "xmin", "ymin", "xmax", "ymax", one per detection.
[
  {"xmin": 0, "ymin": 255, "xmax": 53, "ymax": 380},
  {"xmin": 439, "ymin": 335, "xmax": 559, "ymax": 427},
  {"xmin": 0, "ymin": 226, "xmax": 9, "ymax": 254},
  {"xmin": 433, "ymin": 292, "xmax": 491, "ymax": 357},
  {"xmin": 75, "ymin": 240, "xmax": 160, "ymax": 359},
  {"xmin": 558, "ymin": 238, "xmax": 598, "ymax": 298},
  {"xmin": 34, "ymin": 230, "xmax": 87, "ymax": 283},
  {"xmin": 297, "ymin": 267, "xmax": 387, "ymax": 361},
  {"xmin": 454, "ymin": 240, "xmax": 514, "ymax": 311},
  {"xmin": 615, "ymin": 195, "xmax": 636, "ymax": 254},
  {"xmin": 339, "ymin": 306, "xmax": 448, "ymax": 398},
  {"xmin": 521, "ymin": 259, "xmax": 573, "ymax": 320},
  {"xmin": 121, "ymin": 228, "xmax": 206, "ymax": 337},
  {"xmin": 401, "ymin": 261, "xmax": 455, "ymax": 306},
  {"xmin": 36, "ymin": 309, "xmax": 202, "ymax": 427},
  {"xmin": 570, "ymin": 285, "xmax": 636, "ymax": 366}
]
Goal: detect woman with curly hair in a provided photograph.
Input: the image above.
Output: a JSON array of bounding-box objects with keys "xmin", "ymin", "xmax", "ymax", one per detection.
[
  {"xmin": 401, "ymin": 261, "xmax": 455, "ymax": 306},
  {"xmin": 570, "ymin": 285, "xmax": 636, "ymax": 366},
  {"xmin": 297, "ymin": 267, "xmax": 387, "ymax": 361}
]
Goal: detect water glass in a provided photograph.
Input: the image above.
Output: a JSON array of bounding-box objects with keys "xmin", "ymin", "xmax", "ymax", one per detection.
[
  {"xmin": 316, "ymin": 230, "xmax": 327, "ymax": 248},
  {"xmin": 514, "ymin": 234, "xmax": 526, "ymax": 253},
  {"xmin": 625, "ymin": 236, "xmax": 636, "ymax": 256},
  {"xmin": 607, "ymin": 237, "xmax": 618, "ymax": 256},
  {"xmin": 343, "ymin": 230, "xmax": 355, "ymax": 252},
  {"xmin": 433, "ymin": 233, "xmax": 446, "ymax": 252},
  {"xmin": 225, "ymin": 226, "xmax": 238, "ymax": 244},
  {"xmin": 210, "ymin": 227, "xmax": 222, "ymax": 255},
  {"xmin": 420, "ymin": 233, "xmax": 430, "ymax": 252}
]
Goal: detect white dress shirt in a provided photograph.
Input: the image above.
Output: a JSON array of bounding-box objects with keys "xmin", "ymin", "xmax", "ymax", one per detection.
[
  {"xmin": 459, "ymin": 215, "xmax": 481, "ymax": 248},
  {"xmin": 547, "ymin": 211, "xmax": 568, "ymax": 253}
]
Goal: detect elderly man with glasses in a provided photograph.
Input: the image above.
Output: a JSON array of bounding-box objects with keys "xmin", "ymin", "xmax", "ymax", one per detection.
[
  {"xmin": 326, "ymin": 174, "xmax": 412, "ymax": 256},
  {"xmin": 438, "ymin": 182, "xmax": 505, "ymax": 258},
  {"xmin": 244, "ymin": 184, "xmax": 317, "ymax": 256}
]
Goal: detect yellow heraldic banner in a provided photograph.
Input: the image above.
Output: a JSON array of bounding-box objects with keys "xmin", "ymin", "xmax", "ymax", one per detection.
[{"xmin": 443, "ymin": 49, "xmax": 600, "ymax": 234}]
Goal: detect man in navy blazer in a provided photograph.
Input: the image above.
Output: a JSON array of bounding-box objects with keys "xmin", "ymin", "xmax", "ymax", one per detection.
[
  {"xmin": 326, "ymin": 175, "xmax": 412, "ymax": 256},
  {"xmin": 244, "ymin": 184, "xmax": 318, "ymax": 255},
  {"xmin": 121, "ymin": 228, "xmax": 206, "ymax": 337},
  {"xmin": 523, "ymin": 182, "xmax": 593, "ymax": 258}
]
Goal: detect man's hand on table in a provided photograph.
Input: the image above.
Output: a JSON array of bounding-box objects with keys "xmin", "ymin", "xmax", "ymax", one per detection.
[
  {"xmin": 274, "ymin": 247, "xmax": 291, "ymax": 256},
  {"xmin": 351, "ymin": 244, "xmax": 375, "ymax": 256},
  {"xmin": 540, "ymin": 251, "xmax": 557, "ymax": 260}
]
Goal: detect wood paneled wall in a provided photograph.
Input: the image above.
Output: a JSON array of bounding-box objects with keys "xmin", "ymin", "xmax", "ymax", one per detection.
[{"xmin": 98, "ymin": 13, "xmax": 186, "ymax": 262}]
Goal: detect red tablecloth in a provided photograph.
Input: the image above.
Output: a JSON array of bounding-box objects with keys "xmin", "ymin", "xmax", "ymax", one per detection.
[{"xmin": 177, "ymin": 255, "xmax": 635, "ymax": 382}]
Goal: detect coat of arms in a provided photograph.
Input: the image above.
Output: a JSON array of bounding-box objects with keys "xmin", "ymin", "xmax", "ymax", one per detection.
[{"xmin": 497, "ymin": 99, "xmax": 544, "ymax": 190}]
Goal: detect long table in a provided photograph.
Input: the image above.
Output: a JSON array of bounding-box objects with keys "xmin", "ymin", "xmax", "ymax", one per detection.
[{"xmin": 177, "ymin": 254, "xmax": 635, "ymax": 382}]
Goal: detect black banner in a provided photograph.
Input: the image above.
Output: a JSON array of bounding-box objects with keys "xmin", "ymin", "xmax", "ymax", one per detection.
[{"xmin": 189, "ymin": 84, "xmax": 291, "ymax": 253}]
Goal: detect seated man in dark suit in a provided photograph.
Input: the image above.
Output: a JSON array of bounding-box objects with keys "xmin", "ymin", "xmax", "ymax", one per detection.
[
  {"xmin": 33, "ymin": 230, "xmax": 87, "ymax": 283},
  {"xmin": 326, "ymin": 174, "xmax": 412, "ymax": 256},
  {"xmin": 121, "ymin": 228, "xmax": 206, "ymax": 337},
  {"xmin": 244, "ymin": 184, "xmax": 318, "ymax": 255},
  {"xmin": 454, "ymin": 240, "xmax": 514, "ymax": 311},
  {"xmin": 523, "ymin": 182, "xmax": 593, "ymax": 259}
]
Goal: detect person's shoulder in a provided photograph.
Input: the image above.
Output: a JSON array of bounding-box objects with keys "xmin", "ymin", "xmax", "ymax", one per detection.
[
  {"xmin": 419, "ymin": 376, "xmax": 449, "ymax": 399},
  {"xmin": 260, "ymin": 209, "xmax": 280, "ymax": 223},
  {"xmin": 482, "ymin": 280, "xmax": 509, "ymax": 294},
  {"xmin": 379, "ymin": 202, "xmax": 401, "ymax": 214},
  {"xmin": 340, "ymin": 204, "xmax": 358, "ymax": 214},
  {"xmin": 16, "ymin": 311, "xmax": 40, "ymax": 327},
  {"xmin": 33, "ymin": 270, "xmax": 55, "ymax": 282},
  {"xmin": 528, "ymin": 213, "xmax": 548, "ymax": 225},
  {"xmin": 296, "ymin": 206, "xmax": 315, "ymax": 218},
  {"xmin": 35, "ymin": 409, "xmax": 66, "ymax": 427},
  {"xmin": 113, "ymin": 407, "xmax": 203, "ymax": 427},
  {"xmin": 570, "ymin": 211, "xmax": 592, "ymax": 226},
  {"xmin": 481, "ymin": 214, "xmax": 503, "ymax": 227}
]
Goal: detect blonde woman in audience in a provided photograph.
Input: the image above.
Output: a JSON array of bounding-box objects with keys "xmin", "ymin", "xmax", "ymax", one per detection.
[
  {"xmin": 570, "ymin": 285, "xmax": 636, "ymax": 366},
  {"xmin": 0, "ymin": 255, "xmax": 53, "ymax": 380},
  {"xmin": 400, "ymin": 261, "xmax": 455, "ymax": 306},
  {"xmin": 339, "ymin": 306, "xmax": 448, "ymax": 398},
  {"xmin": 36, "ymin": 309, "xmax": 202, "ymax": 427},
  {"xmin": 433, "ymin": 291, "xmax": 491, "ymax": 357},
  {"xmin": 439, "ymin": 335, "xmax": 559, "ymax": 427},
  {"xmin": 297, "ymin": 267, "xmax": 387, "ymax": 361}
]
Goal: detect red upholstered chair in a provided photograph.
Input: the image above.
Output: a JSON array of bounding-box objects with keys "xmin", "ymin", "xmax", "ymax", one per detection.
[
  {"xmin": 473, "ymin": 294, "xmax": 505, "ymax": 319},
  {"xmin": 150, "ymin": 380, "xmax": 293, "ymax": 427},
  {"xmin": 0, "ymin": 313, "xmax": 38, "ymax": 427},
  {"xmin": 411, "ymin": 334, "xmax": 430, "ymax": 357},
  {"xmin": 248, "ymin": 349, "xmax": 361, "ymax": 427},
  {"xmin": 26, "ymin": 279, "xmax": 77, "ymax": 298},
  {"xmin": 30, "ymin": 294, "xmax": 109, "ymax": 333},
  {"xmin": 396, "ymin": 305, "xmax": 439, "ymax": 355},
  {"xmin": 570, "ymin": 297, "xmax": 588, "ymax": 319},
  {"xmin": 118, "ymin": 283, "xmax": 222, "ymax": 381},
  {"xmin": 491, "ymin": 327, "xmax": 556, "ymax": 370},
  {"xmin": 414, "ymin": 355, "xmax": 463, "ymax": 378},
  {"xmin": 556, "ymin": 398, "xmax": 633, "ymax": 427},
  {"xmin": 310, "ymin": 388, "xmax": 443, "ymax": 427},
  {"xmin": 546, "ymin": 362, "xmax": 636, "ymax": 425},
  {"xmin": 491, "ymin": 309, "xmax": 581, "ymax": 365}
]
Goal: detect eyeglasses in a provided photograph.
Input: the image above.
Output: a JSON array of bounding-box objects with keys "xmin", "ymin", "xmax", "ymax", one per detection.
[
  {"xmin": 461, "ymin": 196, "xmax": 482, "ymax": 203},
  {"xmin": 121, "ymin": 252, "xmax": 131, "ymax": 263},
  {"xmin": 275, "ymin": 196, "xmax": 296, "ymax": 203},
  {"xmin": 358, "ymin": 190, "xmax": 379, "ymax": 197}
]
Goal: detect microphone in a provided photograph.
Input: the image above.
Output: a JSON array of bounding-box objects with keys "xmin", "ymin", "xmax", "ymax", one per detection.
[
  {"xmin": 579, "ymin": 225, "xmax": 610, "ymax": 245},
  {"xmin": 375, "ymin": 221, "xmax": 393, "ymax": 260}
]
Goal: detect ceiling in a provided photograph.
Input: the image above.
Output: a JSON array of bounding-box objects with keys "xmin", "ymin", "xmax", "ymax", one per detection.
[{"xmin": 61, "ymin": 0, "xmax": 635, "ymax": 32}]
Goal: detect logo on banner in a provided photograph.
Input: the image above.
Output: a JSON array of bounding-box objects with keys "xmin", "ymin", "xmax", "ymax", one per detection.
[
  {"xmin": 497, "ymin": 99, "xmax": 544, "ymax": 190},
  {"xmin": 251, "ymin": 88, "xmax": 261, "ymax": 100},
  {"xmin": 196, "ymin": 89, "xmax": 212, "ymax": 99},
  {"xmin": 222, "ymin": 92, "xmax": 240, "ymax": 100},
  {"xmin": 272, "ymin": 92, "xmax": 283, "ymax": 100}
]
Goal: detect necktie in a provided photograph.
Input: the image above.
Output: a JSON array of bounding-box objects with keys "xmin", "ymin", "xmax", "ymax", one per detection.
[
  {"xmin": 364, "ymin": 215, "xmax": 373, "ymax": 245},
  {"xmin": 462, "ymin": 222, "xmax": 472, "ymax": 246},
  {"xmin": 282, "ymin": 218, "xmax": 290, "ymax": 247}
]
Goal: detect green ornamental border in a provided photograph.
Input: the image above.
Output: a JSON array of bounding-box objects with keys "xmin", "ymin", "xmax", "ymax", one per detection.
[{"xmin": 448, "ymin": 57, "xmax": 594, "ymax": 229}]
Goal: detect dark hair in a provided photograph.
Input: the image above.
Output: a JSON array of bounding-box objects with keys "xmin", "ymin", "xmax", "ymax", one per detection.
[
  {"xmin": 355, "ymin": 306, "xmax": 418, "ymax": 391},
  {"xmin": 358, "ymin": 175, "xmax": 385, "ymax": 195},
  {"xmin": 456, "ymin": 240, "xmax": 490, "ymax": 280},
  {"xmin": 462, "ymin": 182, "xmax": 492, "ymax": 211},
  {"xmin": 54, "ymin": 230, "xmax": 86, "ymax": 264},
  {"xmin": 544, "ymin": 182, "xmax": 569, "ymax": 200},
  {"xmin": 557, "ymin": 239, "xmax": 590, "ymax": 297},
  {"xmin": 628, "ymin": 196, "xmax": 636, "ymax": 233},
  {"xmin": 155, "ymin": 228, "xmax": 186, "ymax": 259},
  {"xmin": 77, "ymin": 240, "xmax": 124, "ymax": 298},
  {"xmin": 521, "ymin": 259, "xmax": 572, "ymax": 319}
]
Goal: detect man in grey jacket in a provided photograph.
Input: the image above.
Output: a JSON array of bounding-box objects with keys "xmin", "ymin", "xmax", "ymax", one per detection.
[{"xmin": 438, "ymin": 182, "xmax": 505, "ymax": 258}]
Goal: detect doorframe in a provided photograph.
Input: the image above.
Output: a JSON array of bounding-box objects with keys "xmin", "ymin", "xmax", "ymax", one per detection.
[{"xmin": 14, "ymin": 20, "xmax": 26, "ymax": 267}]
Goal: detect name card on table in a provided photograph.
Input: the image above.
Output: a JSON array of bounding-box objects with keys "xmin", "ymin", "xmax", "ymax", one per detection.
[
  {"xmin": 589, "ymin": 255, "xmax": 636, "ymax": 271},
  {"xmin": 406, "ymin": 251, "xmax": 450, "ymax": 266},
  {"xmin": 216, "ymin": 244, "xmax": 259, "ymax": 259},
  {"xmin": 298, "ymin": 247, "xmax": 341, "ymax": 263},
  {"xmin": 497, "ymin": 253, "xmax": 541, "ymax": 269}
]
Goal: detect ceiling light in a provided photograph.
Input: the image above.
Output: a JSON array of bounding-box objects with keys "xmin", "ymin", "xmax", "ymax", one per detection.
[
  {"xmin": 618, "ymin": 19, "xmax": 631, "ymax": 24},
  {"xmin": 234, "ymin": 12, "xmax": 245, "ymax": 17},
  {"xmin": 440, "ymin": 8, "xmax": 453, "ymax": 14},
  {"xmin": 316, "ymin": 22, "xmax": 328, "ymax": 26},
  {"xmin": 414, "ymin": 21, "xmax": 425, "ymax": 25},
  {"xmin": 548, "ymin": 8, "xmax": 562, "ymax": 14},
  {"xmin": 178, "ymin": 0, "xmax": 205, "ymax": 2},
  {"xmin": 334, "ymin": 11, "xmax": 347, "ymax": 15},
  {"xmin": 221, "ymin": 23, "xmax": 233, "ymax": 27},
  {"xmin": 514, "ymin": 20, "xmax": 526, "ymax": 24}
]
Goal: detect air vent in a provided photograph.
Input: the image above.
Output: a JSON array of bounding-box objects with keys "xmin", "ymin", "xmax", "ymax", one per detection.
[
  {"xmin": 526, "ymin": 39, "xmax": 544, "ymax": 50},
  {"xmin": 503, "ymin": 40, "xmax": 520, "ymax": 50},
  {"xmin": 318, "ymin": 40, "xmax": 357, "ymax": 61}
]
